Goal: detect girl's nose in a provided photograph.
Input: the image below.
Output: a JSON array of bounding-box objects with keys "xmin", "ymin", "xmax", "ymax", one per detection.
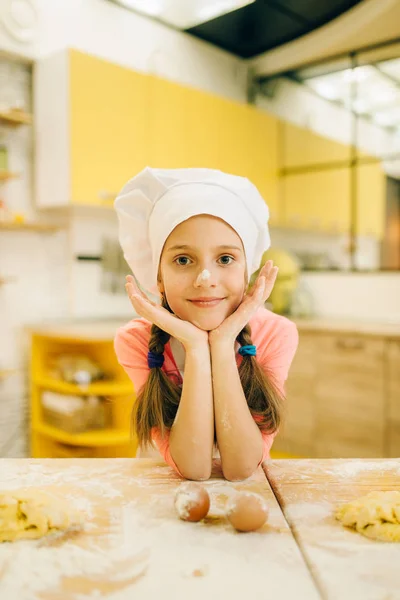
[{"xmin": 194, "ymin": 269, "xmax": 213, "ymax": 287}]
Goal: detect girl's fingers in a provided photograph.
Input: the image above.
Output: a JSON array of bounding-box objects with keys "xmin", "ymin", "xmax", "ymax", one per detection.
[
  {"xmin": 125, "ymin": 275, "xmax": 155, "ymax": 306},
  {"xmin": 248, "ymin": 260, "xmax": 273, "ymax": 296},
  {"xmin": 263, "ymin": 266, "xmax": 278, "ymax": 302}
]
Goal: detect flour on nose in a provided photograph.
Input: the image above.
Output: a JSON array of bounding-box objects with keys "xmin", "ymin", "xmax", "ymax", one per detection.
[{"xmin": 196, "ymin": 269, "xmax": 211, "ymax": 284}]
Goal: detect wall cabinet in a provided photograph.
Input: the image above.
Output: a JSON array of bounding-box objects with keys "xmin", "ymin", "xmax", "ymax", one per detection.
[
  {"xmin": 35, "ymin": 48, "xmax": 278, "ymax": 215},
  {"xmin": 280, "ymin": 122, "xmax": 386, "ymax": 238},
  {"xmin": 35, "ymin": 49, "xmax": 150, "ymax": 207},
  {"xmin": 282, "ymin": 168, "xmax": 351, "ymax": 233},
  {"xmin": 35, "ymin": 48, "xmax": 385, "ymax": 239},
  {"xmin": 274, "ymin": 329, "xmax": 397, "ymax": 459},
  {"xmin": 282, "ymin": 122, "xmax": 350, "ymax": 168}
]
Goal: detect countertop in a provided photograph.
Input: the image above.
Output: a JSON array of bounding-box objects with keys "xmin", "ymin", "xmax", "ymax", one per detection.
[
  {"xmin": 26, "ymin": 314, "xmax": 400, "ymax": 340},
  {"xmin": 293, "ymin": 316, "xmax": 400, "ymax": 338},
  {"xmin": 1, "ymin": 458, "xmax": 400, "ymax": 599}
]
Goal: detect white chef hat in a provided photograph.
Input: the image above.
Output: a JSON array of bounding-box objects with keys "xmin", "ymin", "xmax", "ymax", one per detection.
[{"xmin": 114, "ymin": 166, "xmax": 270, "ymax": 295}]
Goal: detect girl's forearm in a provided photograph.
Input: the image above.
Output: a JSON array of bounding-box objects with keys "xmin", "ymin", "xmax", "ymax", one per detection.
[
  {"xmin": 210, "ymin": 340, "xmax": 263, "ymax": 481},
  {"xmin": 169, "ymin": 343, "xmax": 214, "ymax": 480}
]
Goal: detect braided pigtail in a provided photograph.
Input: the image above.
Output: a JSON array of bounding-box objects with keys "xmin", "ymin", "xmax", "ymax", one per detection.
[
  {"xmin": 132, "ymin": 296, "xmax": 182, "ymax": 448},
  {"xmin": 237, "ymin": 324, "xmax": 284, "ymax": 434}
]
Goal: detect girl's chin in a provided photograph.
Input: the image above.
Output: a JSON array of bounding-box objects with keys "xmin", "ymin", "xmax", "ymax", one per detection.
[{"xmin": 189, "ymin": 316, "xmax": 226, "ymax": 331}]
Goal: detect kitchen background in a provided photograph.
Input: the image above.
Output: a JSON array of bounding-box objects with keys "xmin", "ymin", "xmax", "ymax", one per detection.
[{"xmin": 0, "ymin": 0, "xmax": 399, "ymax": 460}]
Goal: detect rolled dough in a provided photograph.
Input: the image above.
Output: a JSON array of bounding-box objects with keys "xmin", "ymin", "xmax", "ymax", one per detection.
[
  {"xmin": 335, "ymin": 491, "xmax": 400, "ymax": 542},
  {"xmin": 0, "ymin": 489, "xmax": 83, "ymax": 542}
]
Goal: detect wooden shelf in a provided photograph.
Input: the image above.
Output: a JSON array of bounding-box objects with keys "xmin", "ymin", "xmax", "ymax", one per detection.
[
  {"xmin": 0, "ymin": 170, "xmax": 19, "ymax": 182},
  {"xmin": 33, "ymin": 422, "xmax": 131, "ymax": 447},
  {"xmin": 34, "ymin": 375, "xmax": 133, "ymax": 397},
  {"xmin": 0, "ymin": 109, "xmax": 32, "ymax": 127},
  {"xmin": 0, "ymin": 221, "xmax": 62, "ymax": 232}
]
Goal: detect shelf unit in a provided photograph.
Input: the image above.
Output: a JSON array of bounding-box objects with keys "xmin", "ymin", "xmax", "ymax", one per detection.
[{"xmin": 30, "ymin": 330, "xmax": 137, "ymax": 458}]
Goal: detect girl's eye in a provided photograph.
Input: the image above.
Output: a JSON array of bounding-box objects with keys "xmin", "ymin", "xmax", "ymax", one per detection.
[
  {"xmin": 175, "ymin": 256, "xmax": 192, "ymax": 266},
  {"xmin": 219, "ymin": 255, "xmax": 234, "ymax": 265}
]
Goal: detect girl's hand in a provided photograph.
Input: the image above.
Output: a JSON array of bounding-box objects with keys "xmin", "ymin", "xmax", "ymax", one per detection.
[
  {"xmin": 125, "ymin": 275, "xmax": 208, "ymax": 350},
  {"xmin": 208, "ymin": 260, "xmax": 278, "ymax": 347}
]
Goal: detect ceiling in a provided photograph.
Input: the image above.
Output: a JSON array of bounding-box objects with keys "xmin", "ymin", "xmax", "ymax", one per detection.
[
  {"xmin": 111, "ymin": 0, "xmax": 364, "ymax": 59},
  {"xmin": 186, "ymin": 0, "xmax": 364, "ymax": 59}
]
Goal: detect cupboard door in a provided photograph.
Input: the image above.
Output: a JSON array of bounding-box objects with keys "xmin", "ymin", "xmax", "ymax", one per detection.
[
  {"xmin": 148, "ymin": 75, "xmax": 188, "ymax": 168},
  {"xmin": 388, "ymin": 340, "xmax": 400, "ymax": 457},
  {"xmin": 356, "ymin": 163, "xmax": 386, "ymax": 239},
  {"xmin": 315, "ymin": 334, "xmax": 385, "ymax": 458},
  {"xmin": 69, "ymin": 50, "xmax": 150, "ymax": 205},
  {"xmin": 183, "ymin": 86, "xmax": 225, "ymax": 170},
  {"xmin": 282, "ymin": 122, "xmax": 350, "ymax": 168},
  {"xmin": 246, "ymin": 107, "xmax": 280, "ymax": 226},
  {"xmin": 273, "ymin": 333, "xmax": 318, "ymax": 457},
  {"xmin": 282, "ymin": 168, "xmax": 351, "ymax": 233},
  {"xmin": 184, "ymin": 87, "xmax": 252, "ymax": 178}
]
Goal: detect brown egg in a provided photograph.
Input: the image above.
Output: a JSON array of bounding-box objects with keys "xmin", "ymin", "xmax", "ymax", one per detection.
[
  {"xmin": 174, "ymin": 482, "xmax": 210, "ymax": 522},
  {"xmin": 226, "ymin": 492, "xmax": 269, "ymax": 532}
]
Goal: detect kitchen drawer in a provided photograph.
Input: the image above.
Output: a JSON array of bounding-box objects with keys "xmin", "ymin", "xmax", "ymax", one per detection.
[{"xmin": 317, "ymin": 334, "xmax": 385, "ymax": 367}]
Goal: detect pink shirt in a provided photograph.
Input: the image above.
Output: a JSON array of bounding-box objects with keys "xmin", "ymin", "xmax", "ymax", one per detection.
[{"xmin": 114, "ymin": 306, "xmax": 298, "ymax": 475}]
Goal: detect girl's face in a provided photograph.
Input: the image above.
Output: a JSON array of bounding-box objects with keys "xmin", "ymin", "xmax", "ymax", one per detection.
[{"xmin": 158, "ymin": 215, "xmax": 247, "ymax": 331}]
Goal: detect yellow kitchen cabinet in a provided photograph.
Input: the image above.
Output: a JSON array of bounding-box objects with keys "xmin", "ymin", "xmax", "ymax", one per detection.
[
  {"xmin": 183, "ymin": 85, "xmax": 279, "ymax": 221},
  {"xmin": 35, "ymin": 48, "xmax": 279, "ymax": 213},
  {"xmin": 183, "ymin": 86, "xmax": 248, "ymax": 173},
  {"xmin": 282, "ymin": 121, "xmax": 350, "ymax": 168},
  {"xmin": 356, "ymin": 162, "xmax": 386, "ymax": 239},
  {"xmin": 282, "ymin": 167, "xmax": 351, "ymax": 233},
  {"xmin": 148, "ymin": 75, "xmax": 188, "ymax": 169},
  {"xmin": 35, "ymin": 49, "xmax": 150, "ymax": 207},
  {"xmin": 246, "ymin": 107, "xmax": 280, "ymax": 226}
]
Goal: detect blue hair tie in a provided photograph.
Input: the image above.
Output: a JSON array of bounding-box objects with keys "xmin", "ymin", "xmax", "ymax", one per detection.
[
  {"xmin": 148, "ymin": 351, "xmax": 165, "ymax": 369},
  {"xmin": 238, "ymin": 345, "xmax": 257, "ymax": 357}
]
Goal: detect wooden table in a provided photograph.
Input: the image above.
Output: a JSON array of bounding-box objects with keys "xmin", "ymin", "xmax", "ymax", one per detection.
[
  {"xmin": 0, "ymin": 458, "xmax": 319, "ymax": 600},
  {"xmin": 263, "ymin": 458, "xmax": 400, "ymax": 600},
  {"xmin": 1, "ymin": 458, "xmax": 400, "ymax": 599}
]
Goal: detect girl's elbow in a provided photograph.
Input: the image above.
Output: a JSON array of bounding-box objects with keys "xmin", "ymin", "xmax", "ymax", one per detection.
[
  {"xmin": 222, "ymin": 464, "xmax": 257, "ymax": 482},
  {"xmin": 181, "ymin": 469, "xmax": 211, "ymax": 482},
  {"xmin": 177, "ymin": 463, "xmax": 212, "ymax": 481}
]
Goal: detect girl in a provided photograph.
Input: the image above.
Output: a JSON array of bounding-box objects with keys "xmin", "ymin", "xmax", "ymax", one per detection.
[{"xmin": 114, "ymin": 167, "xmax": 298, "ymax": 481}]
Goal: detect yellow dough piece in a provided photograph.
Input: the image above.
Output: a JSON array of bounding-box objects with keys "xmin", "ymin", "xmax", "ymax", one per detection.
[
  {"xmin": 0, "ymin": 489, "xmax": 83, "ymax": 542},
  {"xmin": 335, "ymin": 491, "xmax": 400, "ymax": 542}
]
